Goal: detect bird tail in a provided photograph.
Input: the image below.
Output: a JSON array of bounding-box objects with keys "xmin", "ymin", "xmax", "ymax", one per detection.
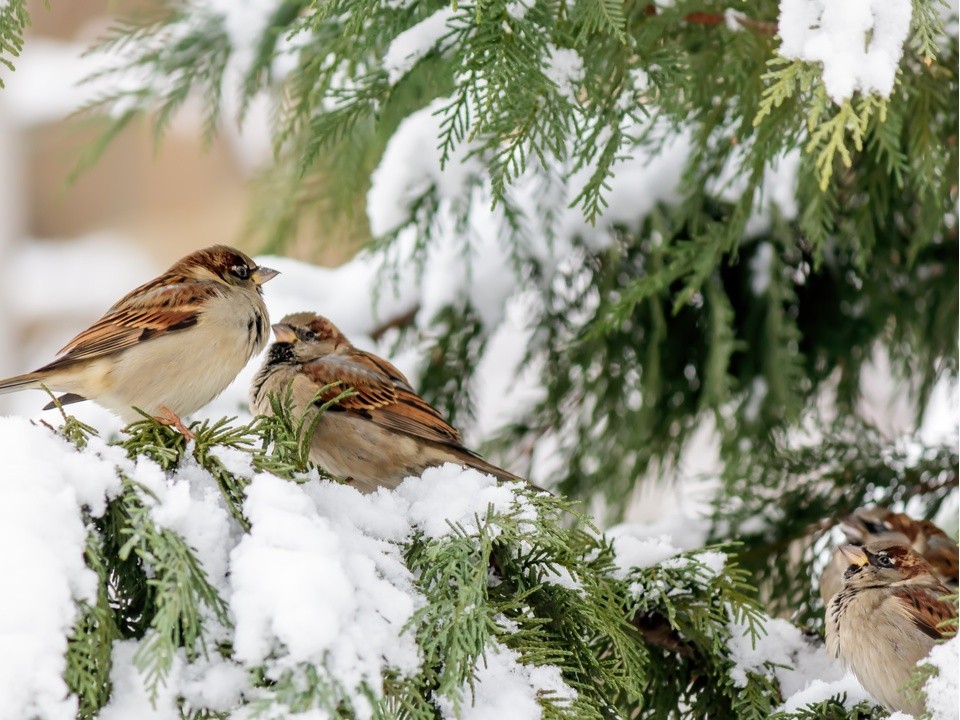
[
  {"xmin": 456, "ymin": 451, "xmax": 547, "ymax": 492},
  {"xmin": 0, "ymin": 372, "xmax": 43, "ymax": 395}
]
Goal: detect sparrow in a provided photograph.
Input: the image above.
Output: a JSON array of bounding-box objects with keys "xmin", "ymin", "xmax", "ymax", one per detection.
[
  {"xmin": 250, "ymin": 312, "xmax": 528, "ymax": 493},
  {"xmin": 0, "ymin": 245, "xmax": 278, "ymax": 436},
  {"xmin": 825, "ymin": 540, "xmax": 957, "ymax": 716},
  {"xmin": 819, "ymin": 508, "xmax": 959, "ymax": 604}
]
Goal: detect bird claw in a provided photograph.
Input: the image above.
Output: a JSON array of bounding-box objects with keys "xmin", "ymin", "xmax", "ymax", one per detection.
[{"xmin": 155, "ymin": 406, "xmax": 195, "ymax": 441}]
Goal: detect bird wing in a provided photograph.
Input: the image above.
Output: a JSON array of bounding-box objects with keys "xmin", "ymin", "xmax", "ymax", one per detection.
[
  {"xmin": 302, "ymin": 350, "xmax": 463, "ymax": 446},
  {"xmin": 44, "ymin": 278, "xmax": 219, "ymax": 368},
  {"xmin": 893, "ymin": 585, "xmax": 957, "ymax": 639}
]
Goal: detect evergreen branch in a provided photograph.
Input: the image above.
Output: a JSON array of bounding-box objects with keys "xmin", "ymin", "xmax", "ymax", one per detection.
[
  {"xmin": 115, "ymin": 477, "xmax": 229, "ymax": 699},
  {"xmin": 253, "ymin": 381, "xmax": 357, "ymax": 477},
  {"xmin": 0, "ymin": 0, "xmax": 32, "ymax": 88},
  {"xmin": 769, "ymin": 697, "xmax": 885, "ymax": 719},
  {"xmin": 65, "ymin": 532, "xmax": 121, "ymax": 720}
]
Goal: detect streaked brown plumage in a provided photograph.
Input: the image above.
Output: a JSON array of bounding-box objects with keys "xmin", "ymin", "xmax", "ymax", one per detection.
[
  {"xmin": 825, "ymin": 540, "xmax": 957, "ymax": 716},
  {"xmin": 819, "ymin": 508, "xmax": 959, "ymax": 604},
  {"xmin": 250, "ymin": 312, "xmax": 529, "ymax": 493},
  {"xmin": 0, "ymin": 245, "xmax": 278, "ymax": 434}
]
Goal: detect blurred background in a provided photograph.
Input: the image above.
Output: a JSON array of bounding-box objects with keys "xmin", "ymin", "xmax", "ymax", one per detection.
[{"xmin": 0, "ymin": 0, "xmax": 365, "ymax": 415}]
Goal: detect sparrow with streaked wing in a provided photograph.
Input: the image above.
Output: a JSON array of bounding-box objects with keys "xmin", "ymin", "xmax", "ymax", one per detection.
[
  {"xmin": 826, "ymin": 540, "xmax": 957, "ymax": 716},
  {"xmin": 0, "ymin": 245, "xmax": 278, "ymax": 437},
  {"xmin": 250, "ymin": 312, "xmax": 533, "ymax": 493}
]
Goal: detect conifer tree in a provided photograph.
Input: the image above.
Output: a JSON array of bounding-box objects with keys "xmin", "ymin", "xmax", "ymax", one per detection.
[{"xmin": 0, "ymin": 0, "xmax": 957, "ymax": 718}]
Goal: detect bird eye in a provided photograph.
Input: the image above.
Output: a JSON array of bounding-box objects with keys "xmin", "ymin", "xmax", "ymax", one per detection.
[
  {"xmin": 875, "ymin": 555, "xmax": 894, "ymax": 568},
  {"xmin": 303, "ymin": 330, "xmax": 318, "ymax": 341},
  {"xmin": 230, "ymin": 265, "xmax": 250, "ymax": 280}
]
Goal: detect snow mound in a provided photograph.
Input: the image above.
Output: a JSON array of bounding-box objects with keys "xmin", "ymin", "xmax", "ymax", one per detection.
[{"xmin": 778, "ymin": 0, "xmax": 912, "ymax": 103}]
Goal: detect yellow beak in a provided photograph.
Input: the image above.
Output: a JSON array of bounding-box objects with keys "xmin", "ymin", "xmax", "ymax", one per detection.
[
  {"xmin": 838, "ymin": 544, "xmax": 869, "ymax": 567},
  {"xmin": 252, "ymin": 266, "xmax": 280, "ymax": 285},
  {"xmin": 272, "ymin": 323, "xmax": 297, "ymax": 343}
]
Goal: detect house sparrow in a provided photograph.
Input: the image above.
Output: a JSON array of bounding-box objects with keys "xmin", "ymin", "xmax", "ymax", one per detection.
[
  {"xmin": 0, "ymin": 245, "xmax": 278, "ymax": 436},
  {"xmin": 819, "ymin": 508, "xmax": 959, "ymax": 604},
  {"xmin": 825, "ymin": 540, "xmax": 957, "ymax": 716},
  {"xmin": 250, "ymin": 312, "xmax": 529, "ymax": 493}
]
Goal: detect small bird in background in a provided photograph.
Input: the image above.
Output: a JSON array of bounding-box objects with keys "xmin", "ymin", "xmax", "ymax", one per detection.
[
  {"xmin": 0, "ymin": 245, "xmax": 278, "ymax": 437},
  {"xmin": 825, "ymin": 540, "xmax": 957, "ymax": 716},
  {"xmin": 250, "ymin": 312, "xmax": 530, "ymax": 493},
  {"xmin": 819, "ymin": 508, "xmax": 958, "ymax": 604}
]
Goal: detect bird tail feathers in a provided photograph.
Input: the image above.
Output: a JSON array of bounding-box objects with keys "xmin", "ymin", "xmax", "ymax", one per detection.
[
  {"xmin": 457, "ymin": 452, "xmax": 547, "ymax": 492},
  {"xmin": 0, "ymin": 372, "xmax": 42, "ymax": 395}
]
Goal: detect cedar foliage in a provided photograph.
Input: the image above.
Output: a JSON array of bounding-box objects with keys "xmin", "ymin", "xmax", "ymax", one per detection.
[{"xmin": 54, "ymin": 408, "xmax": 775, "ymax": 720}]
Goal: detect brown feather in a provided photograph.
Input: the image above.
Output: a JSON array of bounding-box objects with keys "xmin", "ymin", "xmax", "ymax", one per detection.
[
  {"xmin": 893, "ymin": 585, "xmax": 956, "ymax": 639},
  {"xmin": 42, "ymin": 281, "xmax": 220, "ymax": 370},
  {"xmin": 302, "ymin": 351, "xmax": 463, "ymax": 446}
]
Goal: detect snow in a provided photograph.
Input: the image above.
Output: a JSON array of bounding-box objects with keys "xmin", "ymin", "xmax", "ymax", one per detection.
[
  {"xmin": 436, "ymin": 642, "xmax": 576, "ymax": 720},
  {"xmin": 743, "ymin": 377, "xmax": 769, "ymax": 421},
  {"xmin": 606, "ymin": 529, "xmax": 682, "ymax": 579},
  {"xmin": 709, "ymin": 148, "xmax": 801, "ymax": 237},
  {"xmin": 148, "ymin": 457, "xmax": 239, "ymax": 599},
  {"xmin": 728, "ymin": 614, "xmax": 847, "ymax": 697},
  {"xmin": 544, "ymin": 45, "xmax": 584, "ymax": 100},
  {"xmin": 921, "ymin": 636, "xmax": 960, "ymax": 720},
  {"xmin": 778, "ymin": 0, "xmax": 913, "ymax": 103},
  {"xmin": 0, "ymin": 418, "xmax": 121, "ymax": 720},
  {"xmin": 777, "ymin": 672, "xmax": 873, "ymax": 713},
  {"xmin": 6, "ymin": 388, "xmax": 942, "ymax": 719},
  {"xmin": 367, "ymin": 97, "xmax": 484, "ymax": 237},
  {"xmin": 200, "ymin": 0, "xmax": 276, "ymax": 74},
  {"xmin": 227, "ymin": 465, "xmax": 541, "ymax": 712},
  {"xmin": 688, "ymin": 550, "xmax": 726, "ymax": 577},
  {"xmin": 383, "ymin": 8, "xmax": 456, "ymax": 85},
  {"xmin": 506, "ymin": 0, "xmax": 535, "ymax": 20},
  {"xmin": 1, "ymin": 40, "xmax": 109, "ymax": 126},
  {"xmin": 230, "ymin": 473, "xmax": 421, "ymax": 687},
  {"xmin": 749, "ymin": 243, "xmax": 774, "ymax": 295},
  {"xmin": 98, "ymin": 641, "xmax": 183, "ymax": 720},
  {"xmin": 393, "ymin": 466, "xmax": 535, "ymax": 538}
]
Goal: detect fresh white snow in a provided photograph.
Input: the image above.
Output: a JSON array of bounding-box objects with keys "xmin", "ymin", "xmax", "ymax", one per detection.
[
  {"xmin": 921, "ymin": 636, "xmax": 960, "ymax": 720},
  {"xmin": 0, "ymin": 418, "xmax": 120, "ymax": 720},
  {"xmin": 778, "ymin": 0, "xmax": 913, "ymax": 103},
  {"xmin": 383, "ymin": 8, "xmax": 456, "ymax": 85},
  {"xmin": 436, "ymin": 642, "xmax": 576, "ymax": 720}
]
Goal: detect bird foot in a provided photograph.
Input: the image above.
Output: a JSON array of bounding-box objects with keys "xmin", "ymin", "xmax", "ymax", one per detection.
[{"xmin": 155, "ymin": 406, "xmax": 195, "ymax": 441}]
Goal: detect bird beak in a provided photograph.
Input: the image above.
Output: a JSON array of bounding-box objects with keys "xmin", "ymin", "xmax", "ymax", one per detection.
[
  {"xmin": 272, "ymin": 323, "xmax": 297, "ymax": 343},
  {"xmin": 252, "ymin": 266, "xmax": 280, "ymax": 285},
  {"xmin": 838, "ymin": 544, "xmax": 869, "ymax": 567}
]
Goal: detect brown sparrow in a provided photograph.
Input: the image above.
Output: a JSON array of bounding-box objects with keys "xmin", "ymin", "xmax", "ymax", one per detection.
[
  {"xmin": 250, "ymin": 312, "xmax": 527, "ymax": 493},
  {"xmin": 819, "ymin": 508, "xmax": 959, "ymax": 604},
  {"xmin": 825, "ymin": 540, "xmax": 958, "ymax": 716},
  {"xmin": 0, "ymin": 245, "xmax": 278, "ymax": 436}
]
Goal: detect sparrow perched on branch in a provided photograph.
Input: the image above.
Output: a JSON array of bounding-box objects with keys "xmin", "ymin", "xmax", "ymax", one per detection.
[
  {"xmin": 826, "ymin": 540, "xmax": 957, "ymax": 716},
  {"xmin": 0, "ymin": 245, "xmax": 278, "ymax": 437},
  {"xmin": 819, "ymin": 508, "xmax": 959, "ymax": 604},
  {"xmin": 250, "ymin": 312, "xmax": 529, "ymax": 493}
]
